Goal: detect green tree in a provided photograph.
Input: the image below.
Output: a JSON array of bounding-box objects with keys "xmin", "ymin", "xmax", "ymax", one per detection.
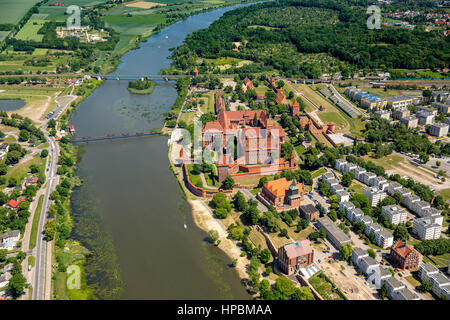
[
  {"xmin": 275, "ymin": 276, "xmax": 296, "ymax": 299},
  {"xmin": 40, "ymin": 149, "xmax": 48, "ymax": 158},
  {"xmin": 367, "ymin": 248, "xmax": 376, "ymax": 259},
  {"xmin": 44, "ymin": 220, "xmax": 56, "ymax": 241},
  {"xmin": 18, "ymin": 130, "xmax": 30, "ymax": 142},
  {"xmin": 7, "ymin": 273, "xmax": 27, "ymax": 299},
  {"xmin": 339, "ymin": 243, "xmax": 352, "ymax": 262},
  {"xmin": 207, "ymin": 230, "xmax": 219, "ymax": 244},
  {"xmin": 221, "ymin": 176, "xmax": 235, "ymax": 190},
  {"xmin": 259, "ymin": 249, "xmax": 272, "ymax": 264},
  {"xmin": 394, "ymin": 225, "xmax": 410, "ymax": 241},
  {"xmin": 215, "ymin": 207, "xmax": 229, "ymax": 219},
  {"xmin": 232, "ymin": 191, "xmax": 248, "ymax": 212},
  {"xmin": 380, "ymin": 283, "xmax": 389, "ymax": 299},
  {"xmin": 280, "ymin": 228, "xmax": 289, "ymax": 238},
  {"xmin": 341, "ymin": 172, "xmax": 355, "ymax": 187}
]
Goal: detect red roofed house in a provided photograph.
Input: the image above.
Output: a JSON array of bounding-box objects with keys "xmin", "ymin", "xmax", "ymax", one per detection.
[
  {"xmin": 260, "ymin": 177, "xmax": 304, "ymax": 210},
  {"xmin": 243, "ymin": 77, "xmax": 254, "ymax": 90},
  {"xmin": 389, "ymin": 240, "xmax": 422, "ymax": 270},
  {"xmin": 7, "ymin": 198, "xmax": 26, "ymax": 209},
  {"xmin": 278, "ymin": 240, "xmax": 314, "ymax": 275},
  {"xmin": 25, "ymin": 177, "xmax": 39, "ymax": 187}
]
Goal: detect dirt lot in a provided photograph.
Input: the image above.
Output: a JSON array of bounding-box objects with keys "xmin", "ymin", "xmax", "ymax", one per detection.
[
  {"xmin": 322, "ymin": 261, "xmax": 377, "ymax": 300},
  {"xmin": 125, "ymin": 1, "xmax": 166, "ymax": 9}
]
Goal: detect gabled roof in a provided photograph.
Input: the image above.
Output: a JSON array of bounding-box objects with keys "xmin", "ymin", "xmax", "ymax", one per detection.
[{"xmin": 7, "ymin": 198, "xmax": 25, "ymax": 208}]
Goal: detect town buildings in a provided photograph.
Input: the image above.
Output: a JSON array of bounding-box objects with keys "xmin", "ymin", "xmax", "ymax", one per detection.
[
  {"xmin": 419, "ymin": 263, "xmax": 450, "ymax": 299},
  {"xmin": 0, "ymin": 230, "xmax": 20, "ymax": 250},
  {"xmin": 299, "ymin": 204, "xmax": 319, "ymax": 221},
  {"xmin": 278, "ymin": 240, "xmax": 314, "ymax": 275},
  {"xmin": 416, "ymin": 111, "xmax": 435, "ymax": 126},
  {"xmin": 386, "ymin": 96, "xmax": 414, "ymax": 109},
  {"xmin": 316, "ymin": 216, "xmax": 351, "ymax": 249},
  {"xmin": 259, "ymin": 178, "xmax": 304, "ymax": 210},
  {"xmin": 413, "ymin": 218, "xmax": 441, "ymax": 240},
  {"xmin": 393, "ymin": 108, "xmax": 410, "ymax": 120},
  {"xmin": 389, "ymin": 240, "xmax": 422, "ymax": 270},
  {"xmin": 363, "ymin": 187, "xmax": 387, "ymax": 207},
  {"xmin": 382, "ymin": 205, "xmax": 407, "ymax": 225},
  {"xmin": 399, "ymin": 115, "xmax": 418, "ymax": 129},
  {"xmin": 429, "ymin": 123, "xmax": 449, "ymax": 137}
]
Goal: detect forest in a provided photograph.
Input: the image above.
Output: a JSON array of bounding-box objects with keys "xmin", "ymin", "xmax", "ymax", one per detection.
[{"xmin": 171, "ymin": 0, "xmax": 449, "ymax": 78}]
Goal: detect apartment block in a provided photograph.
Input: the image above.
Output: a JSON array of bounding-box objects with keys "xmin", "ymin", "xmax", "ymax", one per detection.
[
  {"xmin": 429, "ymin": 123, "xmax": 449, "ymax": 137},
  {"xmin": 413, "ymin": 218, "xmax": 441, "ymax": 240},
  {"xmin": 363, "ymin": 187, "xmax": 387, "ymax": 207},
  {"xmin": 382, "ymin": 205, "xmax": 407, "ymax": 225}
]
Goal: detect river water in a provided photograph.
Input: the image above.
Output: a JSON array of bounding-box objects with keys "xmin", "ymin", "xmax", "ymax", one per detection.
[{"xmin": 69, "ymin": 3, "xmax": 254, "ymax": 300}]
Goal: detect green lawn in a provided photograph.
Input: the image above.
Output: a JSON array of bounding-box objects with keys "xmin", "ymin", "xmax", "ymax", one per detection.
[
  {"xmin": 15, "ymin": 20, "xmax": 47, "ymax": 42},
  {"xmin": 312, "ymin": 168, "xmax": 327, "ymax": 179},
  {"xmin": 427, "ymin": 253, "xmax": 450, "ymax": 269},
  {"xmin": 29, "ymin": 195, "xmax": 44, "ymax": 250}
]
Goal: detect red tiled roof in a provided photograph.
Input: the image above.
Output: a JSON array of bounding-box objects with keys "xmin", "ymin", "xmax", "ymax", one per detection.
[
  {"xmin": 264, "ymin": 178, "xmax": 303, "ymax": 197},
  {"xmin": 203, "ymin": 122, "xmax": 223, "ymax": 132},
  {"xmin": 283, "ymin": 240, "xmax": 313, "ymax": 259},
  {"xmin": 8, "ymin": 198, "xmax": 25, "ymax": 208}
]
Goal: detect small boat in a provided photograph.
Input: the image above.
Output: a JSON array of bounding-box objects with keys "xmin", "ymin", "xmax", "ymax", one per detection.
[
  {"xmin": 184, "ymin": 224, "xmax": 187, "ymax": 229},
  {"xmin": 165, "ymin": 36, "xmax": 168, "ymax": 39}
]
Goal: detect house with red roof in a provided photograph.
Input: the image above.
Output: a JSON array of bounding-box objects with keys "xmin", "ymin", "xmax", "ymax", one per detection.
[{"xmin": 7, "ymin": 198, "xmax": 26, "ymax": 209}]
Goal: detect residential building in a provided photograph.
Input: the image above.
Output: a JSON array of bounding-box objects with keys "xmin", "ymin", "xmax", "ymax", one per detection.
[
  {"xmin": 365, "ymin": 222, "xmax": 382, "ymax": 237},
  {"xmin": 386, "ymin": 96, "xmax": 414, "ymax": 109},
  {"xmin": 411, "ymin": 200, "xmax": 430, "ymax": 216},
  {"xmin": 0, "ymin": 273, "xmax": 12, "ymax": 288},
  {"xmin": 397, "ymin": 187, "xmax": 412, "ymax": 199},
  {"xmin": 348, "ymin": 207, "xmax": 364, "ymax": 223},
  {"xmin": 382, "ymin": 205, "xmax": 407, "ymax": 225},
  {"xmin": 359, "ymin": 256, "xmax": 380, "ymax": 275},
  {"xmin": 321, "ymin": 172, "xmax": 335, "ymax": 182},
  {"xmin": 417, "ymin": 105, "xmax": 438, "ymax": 116},
  {"xmin": 299, "ymin": 204, "xmax": 319, "ymax": 221},
  {"xmin": 357, "ymin": 215, "xmax": 373, "ymax": 226},
  {"xmin": 374, "ymin": 109, "xmax": 391, "ymax": 119},
  {"xmin": 429, "ymin": 123, "xmax": 449, "ymax": 137},
  {"xmin": 0, "ymin": 230, "xmax": 20, "ymax": 250},
  {"xmin": 371, "ymin": 176, "xmax": 389, "ymax": 192},
  {"xmin": 363, "ymin": 187, "xmax": 387, "ymax": 207},
  {"xmin": 342, "ymin": 162, "xmax": 357, "ymax": 174},
  {"xmin": 445, "ymin": 117, "xmax": 450, "ymax": 125},
  {"xmin": 360, "ymin": 171, "xmax": 377, "ymax": 186},
  {"xmin": 431, "ymin": 91, "xmax": 450, "ymax": 102},
  {"xmin": 7, "ymin": 198, "xmax": 26, "ymax": 209},
  {"xmin": 419, "ymin": 263, "xmax": 450, "ymax": 299},
  {"xmin": 331, "ymin": 183, "xmax": 345, "ymax": 194},
  {"xmin": 416, "ymin": 111, "xmax": 435, "ymax": 126},
  {"xmin": 390, "ymin": 240, "xmax": 422, "ymax": 270},
  {"xmin": 391, "ymin": 287, "xmax": 420, "ymax": 300},
  {"xmin": 325, "ymin": 178, "xmax": 339, "ymax": 188},
  {"xmin": 351, "ymin": 247, "xmax": 369, "ymax": 266},
  {"xmin": 336, "ymin": 190, "xmax": 350, "ymax": 202},
  {"xmin": 334, "ymin": 159, "xmax": 347, "ymax": 172},
  {"xmin": 339, "ymin": 201, "xmax": 355, "ymax": 214},
  {"xmin": 374, "ymin": 229, "xmax": 394, "ymax": 249},
  {"xmin": 278, "ymin": 240, "xmax": 314, "ymax": 275},
  {"xmin": 402, "ymin": 193, "xmax": 420, "ymax": 209},
  {"xmin": 384, "ymin": 277, "xmax": 405, "ymax": 297},
  {"xmin": 432, "ymin": 101, "xmax": 450, "ymax": 114},
  {"xmin": 352, "ymin": 166, "xmax": 367, "ymax": 181},
  {"xmin": 393, "ymin": 108, "xmax": 410, "ymax": 120},
  {"xmin": 316, "ymin": 216, "xmax": 351, "ymax": 249},
  {"xmin": 387, "ymin": 182, "xmax": 403, "ymax": 196},
  {"xmin": 399, "ymin": 115, "xmax": 418, "ymax": 129},
  {"xmin": 419, "ymin": 207, "xmax": 443, "ymax": 225},
  {"xmin": 260, "ymin": 178, "xmax": 304, "ymax": 210},
  {"xmin": 413, "ymin": 218, "xmax": 441, "ymax": 240}
]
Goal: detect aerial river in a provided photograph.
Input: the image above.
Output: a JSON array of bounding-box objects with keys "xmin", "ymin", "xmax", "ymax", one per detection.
[{"xmin": 69, "ymin": 3, "xmax": 255, "ymax": 299}]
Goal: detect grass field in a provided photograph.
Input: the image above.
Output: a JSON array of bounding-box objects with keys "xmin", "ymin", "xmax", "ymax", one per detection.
[
  {"xmin": 15, "ymin": 19, "xmax": 47, "ymax": 42},
  {"xmin": 439, "ymin": 188, "xmax": 450, "ymax": 201},
  {"xmin": 427, "ymin": 253, "xmax": 450, "ymax": 269},
  {"xmin": 0, "ymin": 154, "xmax": 46, "ymax": 191},
  {"xmin": 29, "ymin": 195, "xmax": 44, "ymax": 250},
  {"xmin": 0, "ymin": 0, "xmax": 41, "ymax": 25}
]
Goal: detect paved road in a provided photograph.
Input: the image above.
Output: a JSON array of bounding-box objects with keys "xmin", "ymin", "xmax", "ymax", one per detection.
[
  {"xmin": 239, "ymin": 189, "xmax": 268, "ymax": 213},
  {"xmin": 327, "ymin": 84, "xmax": 363, "ymax": 118},
  {"xmin": 32, "ymin": 134, "xmax": 58, "ymax": 300}
]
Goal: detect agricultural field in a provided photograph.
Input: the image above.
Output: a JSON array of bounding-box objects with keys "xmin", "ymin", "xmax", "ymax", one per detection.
[
  {"xmin": 0, "ymin": 0, "xmax": 41, "ymax": 25},
  {"xmin": 0, "ymin": 31, "xmax": 10, "ymax": 42},
  {"xmin": 15, "ymin": 19, "xmax": 47, "ymax": 42}
]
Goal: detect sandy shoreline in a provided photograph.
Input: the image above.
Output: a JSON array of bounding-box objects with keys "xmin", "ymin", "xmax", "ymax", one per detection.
[{"xmin": 188, "ymin": 199, "xmax": 251, "ymax": 282}]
